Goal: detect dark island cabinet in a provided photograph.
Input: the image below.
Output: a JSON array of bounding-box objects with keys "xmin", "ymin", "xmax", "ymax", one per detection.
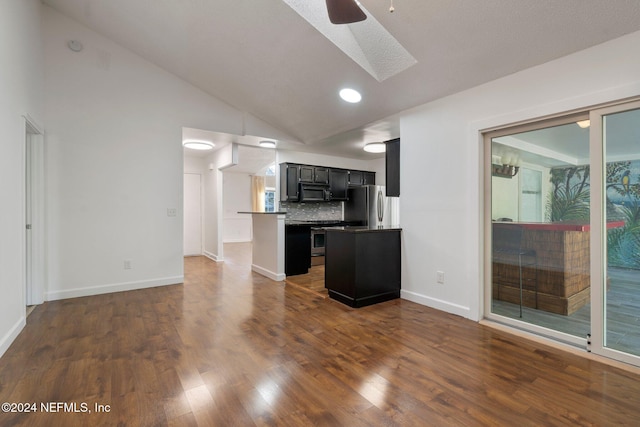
[
  {"xmin": 325, "ymin": 228, "xmax": 401, "ymax": 307},
  {"xmin": 329, "ymin": 169, "xmax": 349, "ymax": 200}
]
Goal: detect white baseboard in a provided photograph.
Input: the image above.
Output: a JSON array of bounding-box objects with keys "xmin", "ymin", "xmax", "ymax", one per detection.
[
  {"xmin": 45, "ymin": 276, "xmax": 184, "ymax": 301},
  {"xmin": 204, "ymin": 251, "xmax": 224, "ymax": 262},
  {"xmin": 0, "ymin": 316, "xmax": 26, "ymax": 359},
  {"xmin": 251, "ymin": 264, "xmax": 285, "ymax": 282},
  {"xmin": 401, "ymin": 290, "xmax": 472, "ymax": 319}
]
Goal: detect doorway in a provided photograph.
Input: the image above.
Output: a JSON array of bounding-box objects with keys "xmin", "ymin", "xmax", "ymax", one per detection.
[
  {"xmin": 484, "ymin": 100, "xmax": 640, "ymax": 367},
  {"xmin": 24, "ymin": 115, "xmax": 45, "ymax": 309}
]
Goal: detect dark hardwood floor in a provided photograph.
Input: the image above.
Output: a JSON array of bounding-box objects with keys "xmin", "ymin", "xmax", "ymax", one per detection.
[{"xmin": 1, "ymin": 242, "xmax": 639, "ymax": 426}]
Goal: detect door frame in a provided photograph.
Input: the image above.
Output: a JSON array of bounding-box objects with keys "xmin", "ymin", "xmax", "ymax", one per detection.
[
  {"xmin": 23, "ymin": 114, "xmax": 45, "ymax": 306},
  {"xmin": 589, "ymin": 99, "xmax": 640, "ymax": 366}
]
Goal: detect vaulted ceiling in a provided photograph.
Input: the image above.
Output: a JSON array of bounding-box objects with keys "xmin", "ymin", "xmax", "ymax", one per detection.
[{"xmin": 43, "ymin": 0, "xmax": 640, "ymax": 159}]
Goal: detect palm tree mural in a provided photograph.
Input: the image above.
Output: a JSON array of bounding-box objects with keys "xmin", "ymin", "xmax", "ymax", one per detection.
[
  {"xmin": 546, "ymin": 165, "xmax": 590, "ymax": 222},
  {"xmin": 546, "ymin": 161, "xmax": 640, "ymax": 269}
]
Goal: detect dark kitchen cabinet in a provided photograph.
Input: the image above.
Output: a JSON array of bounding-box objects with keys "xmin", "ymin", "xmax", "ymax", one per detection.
[
  {"xmin": 280, "ymin": 162, "xmax": 377, "ymax": 203},
  {"xmin": 386, "ymin": 138, "xmax": 400, "ymax": 196},
  {"xmin": 285, "ymin": 224, "xmax": 312, "ymax": 276},
  {"xmin": 348, "ymin": 170, "xmax": 363, "ymax": 186},
  {"xmin": 363, "ymin": 171, "xmax": 376, "ymax": 185},
  {"xmin": 280, "ymin": 163, "xmax": 300, "ymax": 202},
  {"xmin": 314, "ymin": 167, "xmax": 330, "ymax": 184},
  {"xmin": 329, "ymin": 169, "xmax": 349, "ymax": 200},
  {"xmin": 325, "ymin": 228, "xmax": 401, "ymax": 307},
  {"xmin": 299, "ymin": 165, "xmax": 314, "ymax": 183}
]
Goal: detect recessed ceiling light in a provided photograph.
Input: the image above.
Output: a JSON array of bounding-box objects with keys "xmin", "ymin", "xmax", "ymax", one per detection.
[
  {"xmin": 183, "ymin": 140, "xmax": 214, "ymax": 150},
  {"xmin": 259, "ymin": 140, "xmax": 276, "ymax": 148},
  {"xmin": 576, "ymin": 120, "xmax": 590, "ymax": 128},
  {"xmin": 339, "ymin": 88, "xmax": 362, "ymax": 103},
  {"xmin": 363, "ymin": 142, "xmax": 385, "ymax": 153}
]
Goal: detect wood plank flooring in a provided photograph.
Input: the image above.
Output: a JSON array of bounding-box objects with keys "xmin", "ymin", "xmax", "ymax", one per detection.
[{"xmin": 1, "ymin": 242, "xmax": 639, "ymax": 426}]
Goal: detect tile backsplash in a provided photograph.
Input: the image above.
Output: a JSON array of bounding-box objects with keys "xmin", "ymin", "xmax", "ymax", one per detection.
[{"xmin": 280, "ymin": 201, "xmax": 342, "ymax": 221}]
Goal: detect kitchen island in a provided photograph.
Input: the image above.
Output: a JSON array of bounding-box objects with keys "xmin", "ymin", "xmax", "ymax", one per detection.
[{"xmin": 325, "ymin": 226, "xmax": 402, "ymax": 308}]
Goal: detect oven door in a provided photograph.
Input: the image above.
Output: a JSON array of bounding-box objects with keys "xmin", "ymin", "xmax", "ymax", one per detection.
[{"xmin": 310, "ymin": 228, "xmax": 326, "ymax": 257}]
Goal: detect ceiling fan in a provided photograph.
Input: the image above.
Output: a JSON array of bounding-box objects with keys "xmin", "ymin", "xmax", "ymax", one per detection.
[{"xmin": 325, "ymin": 0, "xmax": 367, "ymax": 24}]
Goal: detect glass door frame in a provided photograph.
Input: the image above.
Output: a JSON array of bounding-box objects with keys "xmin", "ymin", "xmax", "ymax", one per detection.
[
  {"xmin": 483, "ymin": 112, "xmax": 589, "ymax": 348},
  {"xmin": 589, "ymin": 99, "xmax": 640, "ymax": 366},
  {"xmin": 483, "ymin": 98, "xmax": 640, "ymax": 367}
]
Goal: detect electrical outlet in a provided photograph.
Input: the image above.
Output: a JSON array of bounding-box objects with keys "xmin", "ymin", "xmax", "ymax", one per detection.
[
  {"xmin": 167, "ymin": 208, "xmax": 177, "ymax": 217},
  {"xmin": 124, "ymin": 260, "xmax": 132, "ymax": 270},
  {"xmin": 437, "ymin": 271, "xmax": 445, "ymax": 284}
]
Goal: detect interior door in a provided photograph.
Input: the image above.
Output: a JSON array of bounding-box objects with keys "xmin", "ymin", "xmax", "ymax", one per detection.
[{"xmin": 184, "ymin": 173, "xmax": 202, "ymax": 256}]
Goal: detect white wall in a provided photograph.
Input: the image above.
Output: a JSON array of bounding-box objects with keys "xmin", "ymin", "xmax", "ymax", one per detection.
[
  {"xmin": 223, "ymin": 173, "xmax": 252, "ymax": 243},
  {"xmin": 0, "ymin": 0, "xmax": 44, "ymax": 357},
  {"xmin": 399, "ymin": 30, "xmax": 640, "ymax": 321},
  {"xmin": 42, "ymin": 6, "xmax": 292, "ymax": 299}
]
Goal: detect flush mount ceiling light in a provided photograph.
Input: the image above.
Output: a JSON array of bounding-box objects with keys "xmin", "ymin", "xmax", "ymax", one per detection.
[
  {"xmin": 363, "ymin": 142, "xmax": 386, "ymax": 153},
  {"xmin": 340, "ymin": 88, "xmax": 362, "ymax": 103},
  {"xmin": 259, "ymin": 140, "xmax": 276, "ymax": 148},
  {"xmin": 577, "ymin": 120, "xmax": 591, "ymax": 128},
  {"xmin": 182, "ymin": 140, "xmax": 214, "ymax": 150}
]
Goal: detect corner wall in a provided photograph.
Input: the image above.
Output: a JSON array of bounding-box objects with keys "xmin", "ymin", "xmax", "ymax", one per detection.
[
  {"xmin": 41, "ymin": 6, "xmax": 290, "ymax": 299},
  {"xmin": 0, "ymin": 0, "xmax": 44, "ymax": 357},
  {"xmin": 399, "ymin": 30, "xmax": 640, "ymax": 320}
]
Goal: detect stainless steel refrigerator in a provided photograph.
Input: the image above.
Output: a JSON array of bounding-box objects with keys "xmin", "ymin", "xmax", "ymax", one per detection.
[{"xmin": 344, "ymin": 185, "xmax": 398, "ymax": 228}]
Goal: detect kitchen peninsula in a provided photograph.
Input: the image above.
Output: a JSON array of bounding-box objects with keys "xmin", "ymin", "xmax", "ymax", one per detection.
[
  {"xmin": 324, "ymin": 225, "xmax": 402, "ymax": 308},
  {"xmin": 239, "ymin": 212, "xmax": 286, "ymax": 281}
]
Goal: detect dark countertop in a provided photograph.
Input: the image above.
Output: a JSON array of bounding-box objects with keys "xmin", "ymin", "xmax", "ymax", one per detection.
[
  {"xmin": 324, "ymin": 225, "xmax": 402, "ymax": 232},
  {"xmin": 285, "ymin": 220, "xmax": 362, "ymax": 226},
  {"xmin": 238, "ymin": 211, "xmax": 287, "ymax": 215}
]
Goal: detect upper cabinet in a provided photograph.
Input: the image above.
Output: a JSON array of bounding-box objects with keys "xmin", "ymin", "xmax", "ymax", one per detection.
[
  {"xmin": 280, "ymin": 163, "xmax": 301, "ymax": 201},
  {"xmin": 348, "ymin": 170, "xmax": 363, "ymax": 186},
  {"xmin": 385, "ymin": 138, "xmax": 400, "ymax": 197},
  {"xmin": 329, "ymin": 169, "xmax": 349, "ymax": 200},
  {"xmin": 363, "ymin": 171, "xmax": 376, "ymax": 186},
  {"xmin": 280, "ymin": 162, "xmax": 375, "ymax": 202}
]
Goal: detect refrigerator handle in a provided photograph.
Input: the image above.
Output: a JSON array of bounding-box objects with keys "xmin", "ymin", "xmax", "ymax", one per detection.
[{"xmin": 377, "ymin": 189, "xmax": 384, "ymax": 223}]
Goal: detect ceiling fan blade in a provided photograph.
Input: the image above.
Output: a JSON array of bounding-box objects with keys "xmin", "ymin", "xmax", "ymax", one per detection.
[{"xmin": 325, "ymin": 0, "xmax": 367, "ymax": 24}]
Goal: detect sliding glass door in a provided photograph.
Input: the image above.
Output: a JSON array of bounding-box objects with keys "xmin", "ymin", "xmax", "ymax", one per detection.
[
  {"xmin": 487, "ymin": 115, "xmax": 592, "ymax": 346},
  {"xmin": 590, "ymin": 101, "xmax": 640, "ymax": 364},
  {"xmin": 485, "ymin": 100, "xmax": 640, "ymax": 366}
]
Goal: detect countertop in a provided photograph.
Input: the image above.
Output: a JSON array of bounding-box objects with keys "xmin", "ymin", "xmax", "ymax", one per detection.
[
  {"xmin": 238, "ymin": 211, "xmax": 287, "ymax": 215},
  {"xmin": 323, "ymin": 225, "xmax": 402, "ymax": 233},
  {"xmin": 492, "ymin": 221, "xmax": 624, "ymax": 232}
]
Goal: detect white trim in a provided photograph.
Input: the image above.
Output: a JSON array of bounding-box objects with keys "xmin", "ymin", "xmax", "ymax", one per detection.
[
  {"xmin": 203, "ymin": 250, "xmax": 223, "ymax": 262},
  {"xmin": 251, "ymin": 264, "xmax": 285, "ymax": 282},
  {"xmin": 45, "ymin": 276, "xmax": 183, "ymax": 301},
  {"xmin": 0, "ymin": 316, "xmax": 26, "ymax": 359},
  {"xmin": 223, "ymin": 238, "xmax": 252, "ymax": 243},
  {"xmin": 481, "ymin": 319, "xmax": 640, "ymax": 375},
  {"xmin": 401, "ymin": 290, "xmax": 472, "ymax": 319}
]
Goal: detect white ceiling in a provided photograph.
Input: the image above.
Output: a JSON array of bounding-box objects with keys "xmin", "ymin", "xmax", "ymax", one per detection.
[{"xmin": 44, "ymin": 0, "xmax": 640, "ymax": 160}]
